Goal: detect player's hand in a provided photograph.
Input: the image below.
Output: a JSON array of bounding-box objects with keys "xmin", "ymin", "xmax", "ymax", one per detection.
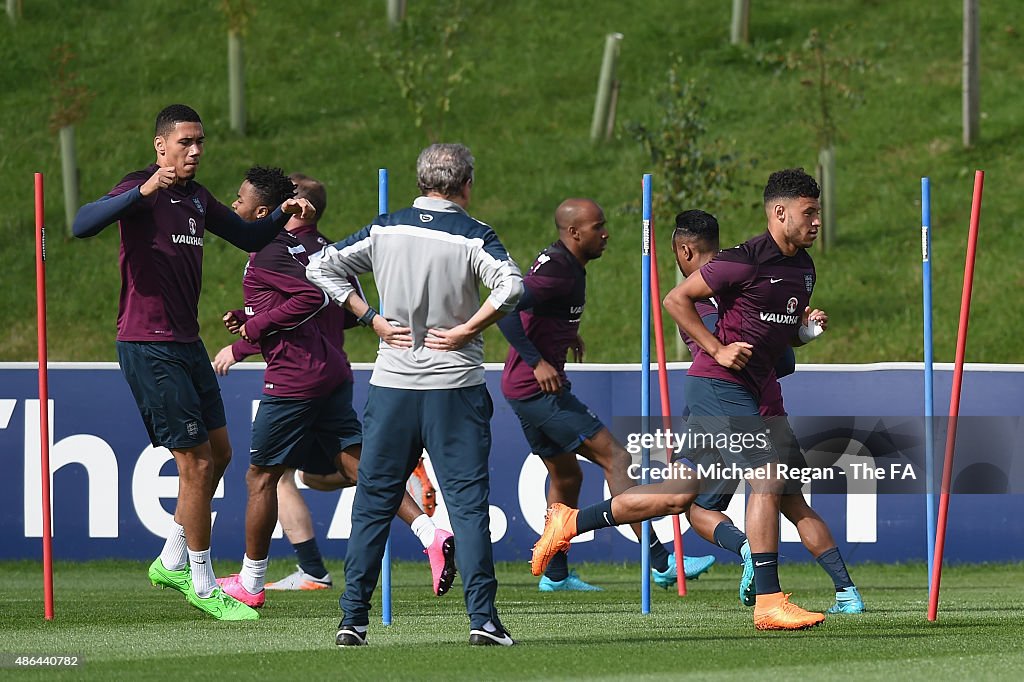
[
  {"xmin": 424, "ymin": 325, "xmax": 477, "ymax": 352},
  {"xmin": 571, "ymin": 334, "xmax": 585, "ymax": 363},
  {"xmin": 139, "ymin": 166, "xmax": 177, "ymax": 197},
  {"xmin": 372, "ymin": 316, "xmax": 413, "ymax": 349},
  {"xmin": 223, "ymin": 311, "xmax": 244, "ymax": 334},
  {"xmin": 713, "ymin": 341, "xmax": 753, "ymax": 370},
  {"xmin": 802, "ymin": 306, "xmax": 829, "ymax": 332},
  {"xmin": 213, "ymin": 346, "xmax": 238, "ymax": 376},
  {"xmin": 239, "ymin": 323, "xmax": 254, "ymax": 343},
  {"xmin": 281, "ymin": 197, "xmax": 316, "ymax": 220},
  {"xmin": 533, "ymin": 359, "xmax": 563, "ymax": 394}
]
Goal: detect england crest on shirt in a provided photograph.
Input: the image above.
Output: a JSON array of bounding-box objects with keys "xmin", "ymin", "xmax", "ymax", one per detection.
[
  {"xmin": 804, "ymin": 273, "xmax": 814, "ymax": 293},
  {"xmin": 192, "ymin": 197, "xmax": 205, "ymax": 214}
]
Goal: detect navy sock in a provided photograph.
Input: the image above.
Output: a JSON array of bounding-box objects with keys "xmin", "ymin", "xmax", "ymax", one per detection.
[
  {"xmin": 544, "ymin": 551, "xmax": 569, "ymax": 581},
  {"xmin": 294, "ymin": 538, "xmax": 328, "ymax": 579},
  {"xmin": 751, "ymin": 552, "xmax": 781, "ymax": 595},
  {"xmin": 649, "ymin": 536, "xmax": 670, "ymax": 573},
  {"xmin": 816, "ymin": 547, "xmax": 854, "ymax": 591},
  {"xmin": 712, "ymin": 522, "xmax": 748, "ymax": 556},
  {"xmin": 575, "ymin": 499, "xmax": 616, "ymax": 534}
]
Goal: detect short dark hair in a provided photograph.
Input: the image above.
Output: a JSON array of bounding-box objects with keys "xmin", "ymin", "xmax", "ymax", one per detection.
[
  {"xmin": 244, "ymin": 166, "xmax": 296, "ymax": 208},
  {"xmin": 288, "ymin": 173, "xmax": 327, "ymax": 220},
  {"xmin": 155, "ymin": 104, "xmax": 202, "ymax": 137},
  {"xmin": 672, "ymin": 209, "xmax": 719, "ymax": 251},
  {"xmin": 763, "ymin": 168, "xmax": 820, "ymax": 205}
]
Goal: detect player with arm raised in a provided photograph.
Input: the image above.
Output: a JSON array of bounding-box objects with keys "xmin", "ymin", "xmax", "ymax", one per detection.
[
  {"xmin": 71, "ymin": 104, "xmax": 314, "ymax": 622},
  {"xmin": 212, "ymin": 170, "xmax": 453, "ymax": 607}
]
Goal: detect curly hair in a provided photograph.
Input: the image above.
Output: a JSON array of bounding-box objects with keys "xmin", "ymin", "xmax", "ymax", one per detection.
[
  {"xmin": 244, "ymin": 166, "xmax": 296, "ymax": 209},
  {"xmin": 763, "ymin": 168, "xmax": 820, "ymax": 205}
]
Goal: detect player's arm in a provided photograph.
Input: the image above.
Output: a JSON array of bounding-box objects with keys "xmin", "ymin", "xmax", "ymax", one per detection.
[
  {"xmin": 664, "ymin": 270, "xmax": 752, "ymax": 370},
  {"xmin": 792, "ymin": 306, "xmax": 829, "ymax": 348},
  {"xmin": 496, "ymin": 269, "xmax": 572, "ymax": 392},
  {"xmin": 205, "ymin": 197, "xmax": 315, "ymax": 253},
  {"xmin": 496, "ymin": 288, "xmax": 560, "ymax": 393},
  {"xmin": 71, "ymin": 168, "xmax": 174, "ymax": 238},
  {"xmin": 307, "ymin": 226, "xmax": 412, "ymax": 349},
  {"xmin": 424, "ymin": 227, "xmax": 524, "ymax": 351},
  {"xmin": 237, "ymin": 269, "xmax": 329, "ymax": 343},
  {"xmin": 214, "ymin": 308, "xmax": 262, "ymax": 375}
]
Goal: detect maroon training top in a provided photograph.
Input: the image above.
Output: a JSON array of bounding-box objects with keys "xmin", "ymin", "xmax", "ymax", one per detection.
[{"xmin": 687, "ymin": 231, "xmax": 815, "ymax": 401}]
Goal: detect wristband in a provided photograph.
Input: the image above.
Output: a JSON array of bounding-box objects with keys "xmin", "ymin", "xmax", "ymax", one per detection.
[
  {"xmin": 357, "ymin": 308, "xmax": 378, "ymax": 327},
  {"xmin": 798, "ymin": 319, "xmax": 825, "ymax": 343}
]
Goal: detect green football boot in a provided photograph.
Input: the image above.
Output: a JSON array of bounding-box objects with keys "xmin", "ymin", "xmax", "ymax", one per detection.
[
  {"xmin": 148, "ymin": 558, "xmax": 192, "ymax": 595},
  {"xmin": 185, "ymin": 586, "xmax": 260, "ymax": 621}
]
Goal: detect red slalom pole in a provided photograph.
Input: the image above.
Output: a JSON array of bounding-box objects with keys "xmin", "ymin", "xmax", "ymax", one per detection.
[
  {"xmin": 648, "ymin": 220, "xmax": 687, "ymax": 596},
  {"xmin": 35, "ymin": 173, "xmax": 54, "ymax": 620},
  {"xmin": 927, "ymin": 169, "xmax": 984, "ymax": 622}
]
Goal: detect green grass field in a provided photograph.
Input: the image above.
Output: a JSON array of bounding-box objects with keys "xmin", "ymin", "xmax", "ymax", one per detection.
[
  {"xmin": 2, "ymin": 560, "xmax": 1021, "ymax": 680},
  {"xmin": 2, "ymin": 1, "xmax": 1023, "ymax": 364}
]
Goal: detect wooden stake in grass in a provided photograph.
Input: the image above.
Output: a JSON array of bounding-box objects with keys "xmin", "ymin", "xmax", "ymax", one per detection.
[
  {"xmin": 590, "ymin": 33, "xmax": 622, "ymax": 144},
  {"xmin": 220, "ymin": 0, "xmax": 253, "ymax": 136},
  {"xmin": 387, "ymin": 0, "xmax": 406, "ymax": 28},
  {"xmin": 730, "ymin": 0, "xmax": 750, "ymax": 45},
  {"xmin": 7, "ymin": 0, "xmax": 23, "ymax": 24},
  {"xmin": 962, "ymin": 0, "xmax": 980, "ymax": 148}
]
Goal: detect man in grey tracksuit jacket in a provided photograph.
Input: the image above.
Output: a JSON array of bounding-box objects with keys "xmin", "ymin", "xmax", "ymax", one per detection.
[{"xmin": 307, "ymin": 143, "xmax": 523, "ymax": 647}]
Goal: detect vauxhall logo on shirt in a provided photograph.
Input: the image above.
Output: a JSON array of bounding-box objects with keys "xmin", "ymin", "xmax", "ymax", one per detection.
[
  {"xmin": 172, "ymin": 217, "xmax": 204, "ymax": 246},
  {"xmin": 760, "ymin": 297, "xmax": 801, "ymax": 325}
]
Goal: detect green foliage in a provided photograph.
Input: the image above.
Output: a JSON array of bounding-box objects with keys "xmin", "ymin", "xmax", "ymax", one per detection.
[
  {"xmin": 751, "ymin": 27, "xmax": 872, "ymax": 150},
  {"xmin": 2, "ymin": 0, "xmax": 1023, "ymax": 364},
  {"xmin": 367, "ymin": 0, "xmax": 474, "ymax": 142},
  {"xmin": 627, "ymin": 57, "xmax": 751, "ymax": 227}
]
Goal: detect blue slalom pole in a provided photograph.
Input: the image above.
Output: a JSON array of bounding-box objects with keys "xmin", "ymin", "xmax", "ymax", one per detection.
[
  {"xmin": 640, "ymin": 174, "xmax": 653, "ymax": 614},
  {"xmin": 379, "ymin": 168, "xmax": 393, "ymax": 626},
  {"xmin": 921, "ymin": 177, "xmax": 936, "ymax": 589}
]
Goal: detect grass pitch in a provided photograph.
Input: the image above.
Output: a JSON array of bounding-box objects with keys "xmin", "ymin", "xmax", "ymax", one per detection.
[{"xmin": 1, "ymin": 559, "xmax": 1021, "ymax": 680}]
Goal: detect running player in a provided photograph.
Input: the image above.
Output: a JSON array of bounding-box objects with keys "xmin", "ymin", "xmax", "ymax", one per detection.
[
  {"xmin": 530, "ymin": 169, "xmax": 828, "ymax": 631},
  {"xmin": 212, "ymin": 169, "xmax": 455, "ymax": 607},
  {"xmin": 71, "ymin": 104, "xmax": 314, "ymax": 622},
  {"xmin": 498, "ymin": 198, "xmax": 715, "ymax": 592},
  {"xmin": 672, "ymin": 209, "xmax": 864, "ymax": 614}
]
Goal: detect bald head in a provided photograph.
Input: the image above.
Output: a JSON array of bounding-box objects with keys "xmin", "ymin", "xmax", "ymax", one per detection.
[
  {"xmin": 554, "ymin": 198, "xmax": 608, "ymax": 263},
  {"xmin": 555, "ymin": 198, "xmax": 600, "ymax": 233}
]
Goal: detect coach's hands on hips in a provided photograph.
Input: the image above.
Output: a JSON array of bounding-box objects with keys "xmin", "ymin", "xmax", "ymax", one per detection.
[
  {"xmin": 533, "ymin": 359, "xmax": 563, "ymax": 394},
  {"xmin": 802, "ymin": 307, "xmax": 828, "ymax": 331},
  {"xmin": 139, "ymin": 166, "xmax": 177, "ymax": 197},
  {"xmin": 372, "ymin": 317, "xmax": 413, "ymax": 349},
  {"xmin": 280, "ymin": 197, "xmax": 317, "ymax": 220},
  {"xmin": 424, "ymin": 324, "xmax": 479, "ymax": 352},
  {"xmin": 213, "ymin": 345, "xmax": 237, "ymax": 376},
  {"xmin": 713, "ymin": 341, "xmax": 753, "ymax": 370}
]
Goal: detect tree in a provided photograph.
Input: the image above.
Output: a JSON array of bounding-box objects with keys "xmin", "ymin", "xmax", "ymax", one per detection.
[
  {"xmin": 752, "ymin": 28, "xmax": 870, "ymax": 251},
  {"xmin": 367, "ymin": 0, "xmax": 474, "ymax": 142}
]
